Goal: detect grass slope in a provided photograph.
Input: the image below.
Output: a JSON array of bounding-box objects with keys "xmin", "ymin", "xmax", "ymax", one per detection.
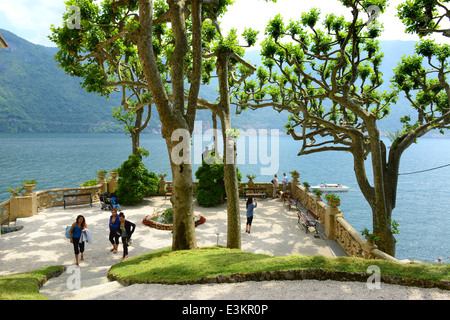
[
  {"xmin": 109, "ymin": 246, "xmax": 449, "ymax": 285},
  {"xmin": 0, "ymin": 266, "xmax": 65, "ymax": 300}
]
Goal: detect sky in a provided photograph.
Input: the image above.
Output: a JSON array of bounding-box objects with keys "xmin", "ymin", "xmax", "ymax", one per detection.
[{"xmin": 0, "ymin": 0, "xmax": 448, "ymax": 48}]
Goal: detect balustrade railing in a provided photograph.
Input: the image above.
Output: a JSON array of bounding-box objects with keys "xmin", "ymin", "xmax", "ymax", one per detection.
[
  {"xmin": 289, "ymin": 180, "xmax": 399, "ymax": 262},
  {"xmin": 36, "ymin": 185, "xmax": 103, "ymax": 211}
]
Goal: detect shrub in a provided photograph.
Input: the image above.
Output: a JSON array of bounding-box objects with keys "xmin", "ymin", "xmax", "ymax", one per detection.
[
  {"xmin": 116, "ymin": 154, "xmax": 158, "ymax": 205},
  {"xmin": 195, "ymin": 154, "xmax": 241, "ymax": 207},
  {"xmin": 80, "ymin": 179, "xmax": 98, "ymax": 187}
]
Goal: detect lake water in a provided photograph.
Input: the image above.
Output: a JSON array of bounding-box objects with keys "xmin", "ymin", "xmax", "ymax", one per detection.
[{"xmin": 0, "ymin": 132, "xmax": 448, "ymax": 263}]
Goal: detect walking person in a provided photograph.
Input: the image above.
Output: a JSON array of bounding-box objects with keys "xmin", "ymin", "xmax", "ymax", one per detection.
[
  {"xmin": 69, "ymin": 215, "xmax": 87, "ymax": 267},
  {"xmin": 109, "ymin": 208, "xmax": 120, "ymax": 254},
  {"xmin": 118, "ymin": 212, "xmax": 136, "ymax": 261},
  {"xmin": 245, "ymin": 197, "xmax": 257, "ymax": 234},
  {"xmin": 272, "ymin": 174, "xmax": 279, "ymax": 198}
]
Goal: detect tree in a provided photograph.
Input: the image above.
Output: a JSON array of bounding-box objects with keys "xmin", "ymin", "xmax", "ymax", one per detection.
[
  {"xmin": 50, "ymin": 0, "xmax": 235, "ymax": 251},
  {"xmin": 196, "ymin": 25, "xmax": 261, "ymax": 249},
  {"xmin": 232, "ymin": 0, "xmax": 449, "ymax": 256},
  {"xmin": 397, "ymin": 0, "xmax": 450, "ymax": 38},
  {"xmin": 112, "ymin": 104, "xmax": 152, "ymax": 155}
]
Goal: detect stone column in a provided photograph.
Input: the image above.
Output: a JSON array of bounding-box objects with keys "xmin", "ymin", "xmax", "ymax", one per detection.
[
  {"xmin": 108, "ymin": 172, "xmax": 119, "ymax": 193},
  {"xmin": 97, "ymin": 172, "xmax": 107, "ymax": 194},
  {"xmin": 325, "ymin": 200, "xmax": 342, "ymax": 239}
]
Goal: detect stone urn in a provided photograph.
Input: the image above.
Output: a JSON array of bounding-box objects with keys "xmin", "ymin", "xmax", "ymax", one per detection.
[
  {"xmin": 290, "ymin": 171, "xmax": 300, "ymax": 185},
  {"xmin": 110, "ymin": 172, "xmax": 118, "ymax": 180},
  {"xmin": 97, "ymin": 171, "xmax": 107, "ymax": 181},
  {"xmin": 327, "ymin": 199, "xmax": 341, "ymax": 208},
  {"xmin": 22, "ymin": 184, "xmax": 36, "ymax": 196},
  {"xmin": 247, "ymin": 177, "xmax": 255, "ymax": 187}
]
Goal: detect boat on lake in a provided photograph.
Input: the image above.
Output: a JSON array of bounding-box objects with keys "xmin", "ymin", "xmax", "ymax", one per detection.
[{"xmin": 310, "ymin": 183, "xmax": 349, "ymax": 192}]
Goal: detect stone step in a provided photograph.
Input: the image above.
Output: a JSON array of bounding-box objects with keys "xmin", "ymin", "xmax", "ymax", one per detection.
[
  {"xmin": 40, "ymin": 265, "xmax": 122, "ymax": 300},
  {"xmin": 46, "ymin": 280, "xmax": 124, "ymax": 300}
]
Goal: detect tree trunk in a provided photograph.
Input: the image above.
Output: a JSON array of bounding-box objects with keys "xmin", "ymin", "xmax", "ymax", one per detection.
[
  {"xmin": 212, "ymin": 112, "xmax": 219, "ymax": 154},
  {"xmin": 137, "ymin": 0, "xmax": 198, "ymax": 251},
  {"xmin": 131, "ymin": 108, "xmax": 144, "ymax": 155},
  {"xmin": 167, "ymin": 137, "xmax": 198, "ymax": 251},
  {"xmin": 217, "ymin": 51, "xmax": 241, "ymax": 249}
]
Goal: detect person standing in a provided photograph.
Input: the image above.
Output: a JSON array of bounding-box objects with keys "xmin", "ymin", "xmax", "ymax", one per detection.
[
  {"xmin": 272, "ymin": 174, "xmax": 279, "ymax": 198},
  {"xmin": 245, "ymin": 197, "xmax": 257, "ymax": 234},
  {"xmin": 282, "ymin": 173, "xmax": 289, "ymax": 191},
  {"xmin": 109, "ymin": 208, "xmax": 120, "ymax": 254},
  {"xmin": 69, "ymin": 215, "xmax": 87, "ymax": 267},
  {"xmin": 118, "ymin": 212, "xmax": 136, "ymax": 261}
]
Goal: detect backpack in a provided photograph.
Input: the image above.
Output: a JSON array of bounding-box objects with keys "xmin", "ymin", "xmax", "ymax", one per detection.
[{"xmin": 65, "ymin": 225, "xmax": 72, "ymax": 239}]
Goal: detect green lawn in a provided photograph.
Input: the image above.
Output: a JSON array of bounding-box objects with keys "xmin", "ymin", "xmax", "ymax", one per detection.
[
  {"xmin": 0, "ymin": 266, "xmax": 65, "ymax": 300},
  {"xmin": 109, "ymin": 246, "xmax": 449, "ymax": 284},
  {"xmin": 1, "ymin": 247, "xmax": 448, "ymax": 300}
]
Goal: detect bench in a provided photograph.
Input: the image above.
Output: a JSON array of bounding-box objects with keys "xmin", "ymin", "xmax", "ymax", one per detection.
[
  {"xmin": 285, "ymin": 193, "xmax": 299, "ymax": 211},
  {"xmin": 297, "ymin": 210, "xmax": 319, "ymax": 235},
  {"xmin": 63, "ymin": 193, "xmax": 93, "ymax": 209},
  {"xmin": 279, "ymin": 191, "xmax": 290, "ymax": 201},
  {"xmin": 245, "ymin": 187, "xmax": 267, "ymax": 200},
  {"xmin": 307, "ymin": 209, "xmax": 319, "ymax": 221}
]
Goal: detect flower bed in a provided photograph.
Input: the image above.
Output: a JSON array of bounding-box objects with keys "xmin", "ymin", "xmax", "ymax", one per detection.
[{"xmin": 142, "ymin": 213, "xmax": 206, "ymax": 231}]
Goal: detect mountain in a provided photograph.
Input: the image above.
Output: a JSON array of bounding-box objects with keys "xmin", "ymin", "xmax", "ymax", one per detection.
[{"xmin": 0, "ymin": 29, "xmax": 420, "ymax": 134}]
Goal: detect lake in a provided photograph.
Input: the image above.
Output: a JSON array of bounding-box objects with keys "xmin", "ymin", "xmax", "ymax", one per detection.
[{"xmin": 0, "ymin": 132, "xmax": 448, "ymax": 263}]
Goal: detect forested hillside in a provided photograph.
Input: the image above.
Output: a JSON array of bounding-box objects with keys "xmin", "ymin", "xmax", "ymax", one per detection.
[{"xmin": 0, "ymin": 29, "xmax": 417, "ymax": 134}]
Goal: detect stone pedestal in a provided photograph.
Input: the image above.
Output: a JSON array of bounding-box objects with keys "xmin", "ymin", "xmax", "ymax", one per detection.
[
  {"xmin": 108, "ymin": 172, "xmax": 118, "ymax": 193},
  {"xmin": 325, "ymin": 201, "xmax": 342, "ymax": 239},
  {"xmin": 9, "ymin": 193, "xmax": 37, "ymax": 222},
  {"xmin": 97, "ymin": 173, "xmax": 107, "ymax": 194}
]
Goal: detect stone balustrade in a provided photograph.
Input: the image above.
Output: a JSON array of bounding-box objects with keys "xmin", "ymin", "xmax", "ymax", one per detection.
[
  {"xmin": 288, "ymin": 177, "xmax": 399, "ymax": 262},
  {"xmin": 36, "ymin": 185, "xmax": 103, "ymax": 211}
]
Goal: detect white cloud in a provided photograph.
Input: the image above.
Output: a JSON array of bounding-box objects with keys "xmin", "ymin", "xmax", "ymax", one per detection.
[{"xmin": 0, "ymin": 0, "xmax": 66, "ymax": 46}]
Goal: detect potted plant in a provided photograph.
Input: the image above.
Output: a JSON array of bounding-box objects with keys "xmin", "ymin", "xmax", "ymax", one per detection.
[
  {"xmin": 361, "ymin": 228, "xmax": 381, "ymax": 243},
  {"xmin": 312, "ymin": 188, "xmax": 322, "ymax": 199},
  {"xmin": 22, "ymin": 179, "xmax": 37, "ymax": 195},
  {"xmin": 289, "ymin": 170, "xmax": 300, "ymax": 179},
  {"xmin": 325, "ymin": 193, "xmax": 341, "ymax": 207},
  {"xmin": 7, "ymin": 186, "xmax": 23, "ymax": 197},
  {"xmin": 303, "ymin": 182, "xmax": 310, "ymax": 191},
  {"xmin": 246, "ymin": 174, "xmax": 256, "ymax": 186},
  {"xmin": 109, "ymin": 168, "xmax": 119, "ymax": 179},
  {"xmin": 96, "ymin": 170, "xmax": 108, "ymax": 179}
]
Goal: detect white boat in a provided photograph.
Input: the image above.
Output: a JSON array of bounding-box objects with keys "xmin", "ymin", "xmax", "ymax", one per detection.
[{"xmin": 310, "ymin": 184, "xmax": 349, "ymax": 192}]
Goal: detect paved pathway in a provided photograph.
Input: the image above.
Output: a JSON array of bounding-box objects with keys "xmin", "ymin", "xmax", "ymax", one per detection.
[{"xmin": 0, "ymin": 196, "xmax": 341, "ymax": 277}]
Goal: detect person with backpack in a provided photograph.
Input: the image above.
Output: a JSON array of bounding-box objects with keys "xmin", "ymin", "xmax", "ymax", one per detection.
[
  {"xmin": 69, "ymin": 215, "xmax": 87, "ymax": 266},
  {"xmin": 117, "ymin": 212, "xmax": 136, "ymax": 261}
]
